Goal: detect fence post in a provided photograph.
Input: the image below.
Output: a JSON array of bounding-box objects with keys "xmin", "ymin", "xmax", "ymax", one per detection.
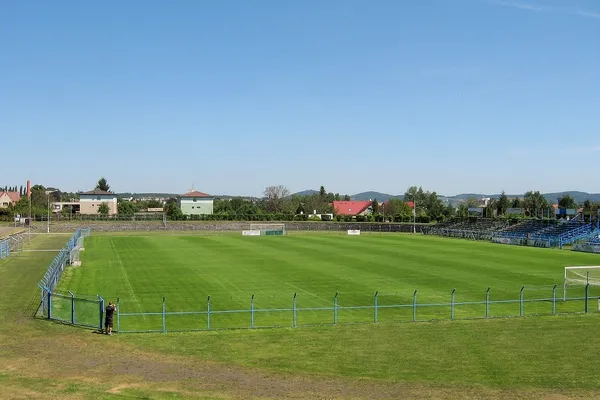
[
  {"xmin": 334, "ymin": 291, "xmax": 338, "ymax": 325},
  {"xmin": 552, "ymin": 285, "xmax": 557, "ymax": 315},
  {"xmin": 520, "ymin": 286, "xmax": 525, "ymax": 317},
  {"xmin": 162, "ymin": 297, "xmax": 166, "ymax": 333},
  {"xmin": 585, "ymin": 284, "xmax": 589, "ymax": 313},
  {"xmin": 97, "ymin": 295, "xmax": 104, "ymax": 331},
  {"xmin": 451, "ymin": 288, "xmax": 456, "ymax": 320},
  {"xmin": 293, "ymin": 293, "xmax": 297, "ymax": 328},
  {"xmin": 47, "ymin": 290, "xmax": 52, "ymax": 320},
  {"xmin": 485, "ymin": 287, "xmax": 490, "ymax": 318},
  {"xmin": 117, "ymin": 297, "xmax": 120, "ymax": 333},
  {"xmin": 207, "ymin": 295, "xmax": 211, "ymax": 330},
  {"xmin": 374, "ymin": 291, "xmax": 378, "ymax": 323},
  {"xmin": 412, "ymin": 290, "xmax": 417, "ymax": 322},
  {"xmin": 68, "ymin": 290, "xmax": 75, "ymax": 325},
  {"xmin": 251, "ymin": 293, "xmax": 255, "ymax": 329}
]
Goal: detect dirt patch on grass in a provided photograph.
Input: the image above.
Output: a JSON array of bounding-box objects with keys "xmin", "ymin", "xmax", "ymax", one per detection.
[{"xmin": 2, "ymin": 323, "xmax": 599, "ymax": 400}]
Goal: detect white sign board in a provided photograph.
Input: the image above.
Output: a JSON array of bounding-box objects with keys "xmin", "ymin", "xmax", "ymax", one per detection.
[
  {"xmin": 242, "ymin": 230, "xmax": 261, "ymax": 236},
  {"xmin": 347, "ymin": 230, "xmax": 361, "ymax": 235}
]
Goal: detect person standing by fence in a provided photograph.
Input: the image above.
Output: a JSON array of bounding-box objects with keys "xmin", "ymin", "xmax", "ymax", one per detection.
[{"xmin": 104, "ymin": 301, "xmax": 116, "ymax": 335}]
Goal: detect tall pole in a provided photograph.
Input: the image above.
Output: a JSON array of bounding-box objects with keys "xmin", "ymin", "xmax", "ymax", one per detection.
[
  {"xmin": 413, "ymin": 197, "xmax": 416, "ymax": 234},
  {"xmin": 47, "ymin": 195, "xmax": 50, "ymax": 233}
]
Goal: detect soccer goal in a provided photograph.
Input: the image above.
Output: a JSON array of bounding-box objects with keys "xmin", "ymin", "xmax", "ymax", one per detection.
[
  {"xmin": 563, "ymin": 266, "xmax": 600, "ymax": 300},
  {"xmin": 69, "ymin": 236, "xmax": 85, "ymax": 266},
  {"xmin": 249, "ymin": 223, "xmax": 286, "ymax": 236}
]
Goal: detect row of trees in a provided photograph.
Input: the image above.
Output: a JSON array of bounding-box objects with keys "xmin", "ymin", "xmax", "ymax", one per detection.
[{"xmin": 1, "ymin": 185, "xmax": 26, "ymax": 196}]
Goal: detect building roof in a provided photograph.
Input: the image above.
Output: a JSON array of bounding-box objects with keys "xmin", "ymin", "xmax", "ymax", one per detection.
[
  {"xmin": 80, "ymin": 189, "xmax": 114, "ymax": 196},
  {"xmin": 0, "ymin": 192, "xmax": 20, "ymax": 203},
  {"xmin": 333, "ymin": 200, "xmax": 372, "ymax": 216},
  {"xmin": 180, "ymin": 190, "xmax": 212, "ymax": 198}
]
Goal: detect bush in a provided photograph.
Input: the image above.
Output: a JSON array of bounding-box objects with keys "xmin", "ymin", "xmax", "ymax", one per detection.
[
  {"xmin": 321, "ymin": 214, "xmax": 332, "ymax": 222},
  {"xmin": 355, "ymin": 215, "xmax": 366, "ymax": 222}
]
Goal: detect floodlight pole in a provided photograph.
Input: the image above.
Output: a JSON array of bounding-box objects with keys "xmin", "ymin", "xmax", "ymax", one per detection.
[{"xmin": 47, "ymin": 195, "xmax": 50, "ymax": 233}]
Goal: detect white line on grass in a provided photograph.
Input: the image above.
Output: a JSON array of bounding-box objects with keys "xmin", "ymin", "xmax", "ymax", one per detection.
[{"xmin": 109, "ymin": 236, "xmax": 146, "ymax": 319}]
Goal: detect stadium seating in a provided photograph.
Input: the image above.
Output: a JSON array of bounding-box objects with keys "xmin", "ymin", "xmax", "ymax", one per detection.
[{"xmin": 424, "ymin": 219, "xmax": 508, "ymax": 240}]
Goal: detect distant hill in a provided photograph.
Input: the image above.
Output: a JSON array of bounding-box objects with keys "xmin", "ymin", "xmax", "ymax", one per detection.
[
  {"xmin": 351, "ymin": 191, "xmax": 401, "ymax": 202},
  {"xmin": 291, "ymin": 190, "xmax": 319, "ymax": 197},
  {"xmin": 118, "ymin": 190, "xmax": 600, "ymax": 205}
]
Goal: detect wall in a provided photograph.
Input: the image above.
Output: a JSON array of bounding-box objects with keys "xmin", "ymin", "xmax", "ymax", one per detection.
[{"xmin": 47, "ymin": 220, "xmax": 426, "ymax": 233}]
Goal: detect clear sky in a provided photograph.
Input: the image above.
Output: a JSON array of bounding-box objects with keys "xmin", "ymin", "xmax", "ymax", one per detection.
[{"xmin": 1, "ymin": 0, "xmax": 598, "ymax": 196}]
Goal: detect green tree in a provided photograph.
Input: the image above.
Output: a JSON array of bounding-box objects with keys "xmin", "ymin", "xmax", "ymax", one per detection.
[
  {"xmin": 558, "ymin": 194, "xmax": 577, "ymax": 210},
  {"xmin": 371, "ymin": 199, "xmax": 379, "ymax": 214},
  {"xmin": 96, "ymin": 177, "xmax": 111, "ymax": 192},
  {"xmin": 523, "ymin": 191, "xmax": 549, "ymax": 217},
  {"xmin": 98, "ymin": 203, "xmax": 109, "ymax": 215},
  {"xmin": 496, "ymin": 191, "xmax": 510, "ymax": 216},
  {"xmin": 60, "ymin": 205, "xmax": 73, "ymax": 217},
  {"xmin": 117, "ymin": 200, "xmax": 137, "ymax": 216},
  {"xmin": 319, "ymin": 186, "xmax": 326, "ymax": 198},
  {"xmin": 165, "ymin": 201, "xmax": 183, "ymax": 220},
  {"xmin": 583, "ymin": 199, "xmax": 592, "ymax": 210},
  {"xmin": 511, "ymin": 197, "xmax": 522, "ymax": 208},
  {"xmin": 264, "ymin": 185, "xmax": 290, "ymax": 213}
]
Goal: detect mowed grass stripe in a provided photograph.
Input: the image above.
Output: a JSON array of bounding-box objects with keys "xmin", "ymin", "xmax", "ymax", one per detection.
[{"xmin": 61, "ymin": 234, "xmax": 600, "ymax": 321}]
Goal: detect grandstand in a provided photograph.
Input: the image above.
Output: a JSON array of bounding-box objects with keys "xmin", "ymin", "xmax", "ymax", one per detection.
[
  {"xmin": 426, "ymin": 214, "xmax": 597, "ymax": 249},
  {"xmin": 423, "ymin": 218, "xmax": 508, "ymax": 240}
]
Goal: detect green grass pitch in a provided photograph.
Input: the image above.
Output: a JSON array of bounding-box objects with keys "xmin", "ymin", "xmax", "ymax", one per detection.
[{"xmin": 55, "ymin": 233, "xmax": 600, "ymax": 332}]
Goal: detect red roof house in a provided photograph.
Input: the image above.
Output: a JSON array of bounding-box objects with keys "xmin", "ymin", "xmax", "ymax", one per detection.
[
  {"xmin": 333, "ymin": 201, "xmax": 373, "ymax": 216},
  {"xmin": 180, "ymin": 190, "xmax": 213, "ymax": 198},
  {"xmin": 0, "ymin": 191, "xmax": 20, "ymax": 207}
]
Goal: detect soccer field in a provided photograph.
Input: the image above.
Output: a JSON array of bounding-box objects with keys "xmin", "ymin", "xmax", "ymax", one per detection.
[{"xmin": 56, "ymin": 233, "xmax": 600, "ymax": 332}]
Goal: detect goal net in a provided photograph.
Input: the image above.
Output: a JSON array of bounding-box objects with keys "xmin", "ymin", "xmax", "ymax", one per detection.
[
  {"xmin": 249, "ymin": 223, "xmax": 286, "ymax": 236},
  {"xmin": 564, "ymin": 266, "xmax": 600, "ymax": 299},
  {"xmin": 69, "ymin": 236, "xmax": 85, "ymax": 266}
]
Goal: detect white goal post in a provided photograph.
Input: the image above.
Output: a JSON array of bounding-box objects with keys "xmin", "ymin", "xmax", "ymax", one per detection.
[
  {"xmin": 249, "ymin": 223, "xmax": 286, "ymax": 235},
  {"xmin": 564, "ymin": 266, "xmax": 600, "ymax": 300}
]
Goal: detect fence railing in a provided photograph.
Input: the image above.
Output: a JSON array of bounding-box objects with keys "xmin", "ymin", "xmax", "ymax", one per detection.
[
  {"xmin": 0, "ymin": 237, "xmax": 9, "ymax": 259},
  {"xmin": 37, "ymin": 228, "xmax": 91, "ymax": 320},
  {"xmin": 41, "ymin": 284, "xmax": 600, "ymax": 333}
]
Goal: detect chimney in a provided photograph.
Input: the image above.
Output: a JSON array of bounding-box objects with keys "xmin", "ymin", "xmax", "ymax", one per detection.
[{"xmin": 27, "ymin": 180, "xmax": 31, "ymax": 198}]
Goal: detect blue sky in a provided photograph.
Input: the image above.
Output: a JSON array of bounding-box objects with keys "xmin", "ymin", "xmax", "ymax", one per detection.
[{"xmin": 1, "ymin": 0, "xmax": 598, "ymax": 196}]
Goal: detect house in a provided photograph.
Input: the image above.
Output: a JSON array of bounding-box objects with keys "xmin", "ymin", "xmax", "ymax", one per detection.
[
  {"xmin": 179, "ymin": 190, "xmax": 214, "ymax": 215},
  {"xmin": 78, "ymin": 189, "xmax": 118, "ymax": 215},
  {"xmin": 0, "ymin": 191, "xmax": 20, "ymax": 208},
  {"xmin": 333, "ymin": 201, "xmax": 373, "ymax": 216}
]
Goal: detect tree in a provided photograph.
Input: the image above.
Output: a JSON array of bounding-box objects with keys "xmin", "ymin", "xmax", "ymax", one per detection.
[
  {"xmin": 164, "ymin": 201, "xmax": 184, "ymax": 220},
  {"xmin": 264, "ymin": 185, "xmax": 290, "ymax": 213},
  {"xmin": 98, "ymin": 203, "xmax": 109, "ymax": 215},
  {"xmin": 583, "ymin": 199, "xmax": 593, "ymax": 210},
  {"xmin": 511, "ymin": 197, "xmax": 522, "ymax": 208},
  {"xmin": 96, "ymin": 177, "xmax": 111, "ymax": 192},
  {"xmin": 319, "ymin": 186, "xmax": 326, "ymax": 198},
  {"xmin": 117, "ymin": 200, "xmax": 137, "ymax": 216},
  {"xmin": 496, "ymin": 191, "xmax": 510, "ymax": 216},
  {"xmin": 558, "ymin": 194, "xmax": 577, "ymax": 210},
  {"xmin": 523, "ymin": 191, "xmax": 549, "ymax": 217},
  {"xmin": 371, "ymin": 199, "xmax": 379, "ymax": 214}
]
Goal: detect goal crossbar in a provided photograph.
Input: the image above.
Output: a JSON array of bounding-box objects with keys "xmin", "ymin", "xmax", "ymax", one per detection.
[
  {"xmin": 249, "ymin": 223, "xmax": 286, "ymax": 235},
  {"xmin": 563, "ymin": 266, "xmax": 600, "ymax": 299}
]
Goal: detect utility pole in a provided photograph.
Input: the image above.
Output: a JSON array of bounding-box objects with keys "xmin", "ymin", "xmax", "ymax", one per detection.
[{"xmin": 47, "ymin": 195, "xmax": 50, "ymax": 233}]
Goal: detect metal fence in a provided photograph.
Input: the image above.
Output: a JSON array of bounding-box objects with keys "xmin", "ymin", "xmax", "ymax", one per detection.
[
  {"xmin": 0, "ymin": 237, "xmax": 9, "ymax": 259},
  {"xmin": 41, "ymin": 284, "xmax": 600, "ymax": 333},
  {"xmin": 37, "ymin": 228, "xmax": 91, "ymax": 320}
]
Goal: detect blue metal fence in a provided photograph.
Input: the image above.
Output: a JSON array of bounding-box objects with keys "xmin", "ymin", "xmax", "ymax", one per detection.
[
  {"xmin": 101, "ymin": 284, "xmax": 599, "ymax": 334},
  {"xmin": 38, "ymin": 228, "xmax": 95, "ymax": 324},
  {"xmin": 0, "ymin": 238, "xmax": 9, "ymax": 259}
]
